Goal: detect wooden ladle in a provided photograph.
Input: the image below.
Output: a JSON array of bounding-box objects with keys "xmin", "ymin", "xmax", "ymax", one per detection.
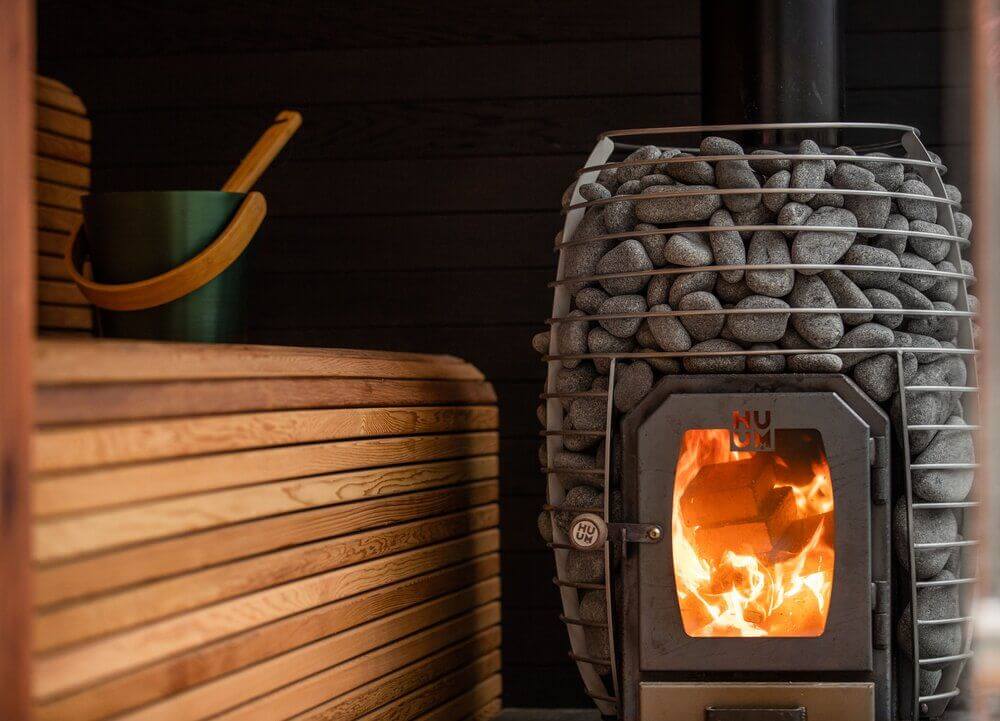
[{"xmin": 223, "ymin": 109, "xmax": 302, "ymax": 193}]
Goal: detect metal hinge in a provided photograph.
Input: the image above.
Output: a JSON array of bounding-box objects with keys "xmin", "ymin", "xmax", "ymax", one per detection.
[
  {"xmin": 872, "ymin": 580, "xmax": 890, "ymax": 649},
  {"xmin": 870, "ymin": 435, "xmax": 889, "ymax": 505},
  {"xmin": 567, "ymin": 513, "xmax": 662, "ymax": 551}
]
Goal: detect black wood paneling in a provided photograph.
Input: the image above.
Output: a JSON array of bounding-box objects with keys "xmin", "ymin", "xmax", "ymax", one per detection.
[{"xmin": 37, "ymin": 0, "xmax": 967, "ymax": 708}]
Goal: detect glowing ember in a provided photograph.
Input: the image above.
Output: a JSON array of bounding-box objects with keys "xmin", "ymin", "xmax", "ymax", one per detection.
[{"xmin": 672, "ymin": 428, "xmax": 835, "ymax": 637}]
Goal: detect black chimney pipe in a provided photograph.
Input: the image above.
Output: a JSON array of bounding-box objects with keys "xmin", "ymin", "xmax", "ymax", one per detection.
[{"xmin": 701, "ymin": 0, "xmax": 843, "ymax": 147}]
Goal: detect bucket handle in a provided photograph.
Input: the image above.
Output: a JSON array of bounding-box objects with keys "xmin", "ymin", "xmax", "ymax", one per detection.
[{"xmin": 65, "ymin": 191, "xmax": 267, "ymax": 311}]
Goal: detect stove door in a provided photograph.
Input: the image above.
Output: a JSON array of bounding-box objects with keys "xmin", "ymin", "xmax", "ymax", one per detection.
[{"xmin": 626, "ymin": 386, "xmax": 876, "ymax": 673}]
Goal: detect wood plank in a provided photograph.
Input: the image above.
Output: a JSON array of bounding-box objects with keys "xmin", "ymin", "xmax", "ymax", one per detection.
[
  {"xmin": 35, "ymin": 78, "xmax": 87, "ymax": 115},
  {"xmin": 36, "ymin": 279, "xmax": 87, "ymax": 306},
  {"xmin": 35, "ymin": 155, "xmax": 89, "ymax": 189},
  {"xmin": 211, "ymin": 623, "xmax": 501, "ymax": 721},
  {"xmin": 37, "ymin": 303, "xmax": 91, "ymax": 330},
  {"xmin": 37, "ymin": 471, "xmax": 498, "ymax": 607},
  {"xmin": 35, "ymin": 129, "xmax": 90, "ymax": 164},
  {"xmin": 33, "ymin": 431, "xmax": 497, "ymax": 521},
  {"xmin": 115, "ymin": 602, "xmax": 500, "ymax": 721},
  {"xmin": 35, "ymin": 402, "xmax": 497, "ymax": 474},
  {"xmin": 36, "ymin": 229, "xmax": 71, "ymax": 255},
  {"xmin": 36, "ymin": 75, "xmax": 72, "ymax": 93},
  {"xmin": 37, "ymin": 254, "xmax": 72, "ymax": 280},
  {"xmin": 0, "ymin": 1, "xmax": 35, "ymax": 717},
  {"xmin": 43, "ymin": 39, "xmax": 699, "ymax": 109},
  {"xmin": 33, "ymin": 529, "xmax": 500, "ymax": 699},
  {"xmin": 36, "ymin": 204, "xmax": 81, "ymax": 233},
  {"xmin": 460, "ymin": 697, "xmax": 503, "ymax": 721},
  {"xmin": 34, "ymin": 556, "xmax": 499, "ymax": 721},
  {"xmin": 37, "ymin": 0, "xmax": 697, "ymax": 57},
  {"xmin": 285, "ymin": 639, "xmax": 499, "ymax": 721},
  {"xmin": 34, "ymin": 337, "xmax": 477, "ymax": 385},
  {"xmin": 353, "ymin": 666, "xmax": 501, "ymax": 721},
  {"xmin": 36, "ymin": 104, "xmax": 91, "ymax": 141},
  {"xmin": 35, "ymin": 179, "xmax": 85, "ymax": 210}
]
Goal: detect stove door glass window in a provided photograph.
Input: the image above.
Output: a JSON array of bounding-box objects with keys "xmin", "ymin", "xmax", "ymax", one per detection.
[{"xmin": 671, "ymin": 427, "xmax": 835, "ymax": 637}]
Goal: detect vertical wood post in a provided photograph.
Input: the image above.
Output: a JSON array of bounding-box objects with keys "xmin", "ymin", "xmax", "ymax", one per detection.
[{"xmin": 0, "ymin": 0, "xmax": 35, "ymax": 717}]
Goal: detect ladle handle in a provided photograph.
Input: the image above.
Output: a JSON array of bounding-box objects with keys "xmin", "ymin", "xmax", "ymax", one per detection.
[{"xmin": 222, "ymin": 110, "xmax": 302, "ymax": 193}]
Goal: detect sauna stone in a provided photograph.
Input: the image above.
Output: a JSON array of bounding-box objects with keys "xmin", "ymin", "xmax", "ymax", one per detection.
[
  {"xmin": 596, "ymin": 239, "xmax": 653, "ymax": 295},
  {"xmin": 708, "ymin": 209, "xmax": 746, "ymax": 281},
  {"xmin": 791, "ymin": 206, "xmax": 858, "ymax": 271},
  {"xmin": 682, "ymin": 339, "xmax": 745, "ymax": 374},
  {"xmin": 678, "ymin": 291, "xmax": 724, "ymax": 342},
  {"xmin": 663, "ymin": 232, "xmax": 713, "ymax": 267},
  {"xmin": 726, "ymin": 295, "xmax": 790, "ymax": 343},
  {"xmin": 746, "ymin": 343, "xmax": 786, "ymax": 373},
  {"xmin": 912, "ymin": 415, "xmax": 975, "ymax": 502},
  {"xmin": 789, "ymin": 274, "xmax": 844, "ymax": 349},
  {"xmin": 614, "ymin": 360, "xmax": 654, "ymax": 413},
  {"xmin": 557, "ymin": 310, "xmax": 589, "ymax": 368},
  {"xmin": 634, "ymin": 184, "xmax": 722, "ymax": 224}
]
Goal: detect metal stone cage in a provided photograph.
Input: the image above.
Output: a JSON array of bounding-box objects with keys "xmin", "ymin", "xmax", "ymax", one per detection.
[{"xmin": 541, "ymin": 123, "xmax": 979, "ymax": 720}]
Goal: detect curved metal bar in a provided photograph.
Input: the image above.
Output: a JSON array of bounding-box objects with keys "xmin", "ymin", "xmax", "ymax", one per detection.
[
  {"xmin": 912, "ymin": 501, "xmax": 979, "ymax": 510},
  {"xmin": 916, "ymin": 577, "xmax": 978, "ymax": 588},
  {"xmin": 913, "ymin": 540, "xmax": 979, "ymax": 549},
  {"xmin": 540, "ymin": 429, "xmax": 606, "ymax": 437},
  {"xmin": 539, "ymin": 391, "xmax": 609, "ymax": 399},
  {"xmin": 564, "ymin": 185, "xmax": 960, "ymax": 214},
  {"xmin": 918, "ymin": 617, "xmax": 975, "ymax": 626},
  {"xmin": 905, "ymin": 385, "xmax": 980, "ymax": 392},
  {"xmin": 541, "ymin": 467, "xmax": 606, "ymax": 476},
  {"xmin": 555, "ymin": 223, "xmax": 967, "ymax": 251},
  {"xmin": 568, "ymin": 651, "xmax": 613, "ymax": 667},
  {"xmin": 907, "ymin": 424, "xmax": 981, "ymax": 431},
  {"xmin": 559, "ymin": 614, "xmax": 609, "ymax": 629},
  {"xmin": 542, "ymin": 503, "xmax": 604, "ymax": 514},
  {"xmin": 918, "ymin": 652, "xmax": 974, "ymax": 666},
  {"xmin": 599, "ymin": 121, "xmax": 923, "ymax": 137},
  {"xmin": 919, "ymin": 689, "xmax": 961, "ymax": 703},
  {"xmin": 547, "ymin": 307, "xmax": 975, "ymax": 327},
  {"xmin": 585, "ymin": 691, "xmax": 620, "ymax": 703},
  {"xmin": 553, "ymin": 578, "xmax": 606, "ymax": 590},
  {"xmin": 909, "ymin": 463, "xmax": 979, "ymax": 470},
  {"xmin": 544, "ymin": 346, "xmax": 978, "ymax": 363}
]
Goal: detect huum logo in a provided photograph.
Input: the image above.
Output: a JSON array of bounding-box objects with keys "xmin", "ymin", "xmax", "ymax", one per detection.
[{"xmin": 730, "ymin": 409, "xmax": 773, "ymax": 452}]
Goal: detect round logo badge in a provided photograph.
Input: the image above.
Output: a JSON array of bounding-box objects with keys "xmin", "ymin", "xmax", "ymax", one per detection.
[{"xmin": 569, "ymin": 512, "xmax": 607, "ymax": 550}]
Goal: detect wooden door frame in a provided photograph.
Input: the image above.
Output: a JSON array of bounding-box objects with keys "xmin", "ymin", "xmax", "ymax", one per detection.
[{"xmin": 0, "ymin": 0, "xmax": 35, "ymax": 718}]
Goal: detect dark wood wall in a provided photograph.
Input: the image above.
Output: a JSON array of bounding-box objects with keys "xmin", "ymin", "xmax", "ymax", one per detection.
[{"xmin": 37, "ymin": 0, "xmax": 968, "ymax": 707}]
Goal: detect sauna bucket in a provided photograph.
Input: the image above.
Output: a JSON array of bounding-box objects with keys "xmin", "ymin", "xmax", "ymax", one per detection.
[{"xmin": 67, "ymin": 190, "xmax": 266, "ymax": 343}]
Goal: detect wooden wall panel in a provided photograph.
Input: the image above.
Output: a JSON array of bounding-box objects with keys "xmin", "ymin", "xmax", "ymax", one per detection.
[
  {"xmin": 30, "ymin": 340, "xmax": 500, "ymax": 720},
  {"xmin": 35, "ymin": 0, "xmax": 967, "ymax": 707}
]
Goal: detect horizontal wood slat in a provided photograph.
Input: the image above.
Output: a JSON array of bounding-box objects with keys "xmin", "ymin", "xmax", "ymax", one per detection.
[
  {"xmin": 36, "ymin": 230, "xmax": 71, "ymax": 256},
  {"xmin": 34, "ymin": 403, "xmax": 497, "ymax": 472},
  {"xmin": 34, "ymin": 555, "xmax": 499, "ymax": 721},
  {"xmin": 35, "ymin": 130, "xmax": 90, "ymax": 165},
  {"xmin": 34, "ymin": 338, "xmax": 479, "ymax": 385},
  {"xmin": 35, "ymin": 78, "xmax": 87, "ymax": 115},
  {"xmin": 34, "ymin": 529, "xmax": 499, "ymax": 699},
  {"xmin": 36, "ymin": 255, "xmax": 72, "ymax": 281},
  {"xmin": 37, "ymin": 304, "xmax": 91, "ymax": 330},
  {"xmin": 35, "ymin": 155, "xmax": 90, "ymax": 189},
  {"xmin": 36, "ymin": 204, "xmax": 81, "ymax": 234},
  {"xmin": 36, "ymin": 501, "xmax": 499, "ymax": 650},
  {"xmin": 36, "ymin": 104, "xmax": 92, "ymax": 141},
  {"xmin": 353, "ymin": 662, "xmax": 501, "ymax": 721},
  {"xmin": 459, "ymin": 697, "xmax": 504, "ymax": 721},
  {"xmin": 36, "ymin": 279, "xmax": 87, "ymax": 306},
  {"xmin": 35, "ymin": 180, "xmax": 85, "ymax": 211}
]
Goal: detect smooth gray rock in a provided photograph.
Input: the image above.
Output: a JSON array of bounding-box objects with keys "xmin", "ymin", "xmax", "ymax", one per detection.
[
  {"xmin": 746, "ymin": 231, "xmax": 794, "ymax": 297},
  {"xmin": 604, "ymin": 181, "xmax": 638, "ymax": 234},
  {"xmin": 568, "ymin": 395, "xmax": 607, "ymax": 432},
  {"xmin": 668, "ymin": 270, "xmax": 718, "ymax": 307},
  {"xmin": 652, "ymin": 147, "xmax": 681, "ymax": 174},
  {"xmin": 617, "ymin": 144, "xmax": 661, "ymax": 183},
  {"xmin": 894, "ymin": 497, "xmax": 959, "ymax": 580},
  {"xmin": 565, "ymin": 549, "xmax": 605, "ymax": 583},
  {"xmin": 955, "ymin": 211, "xmax": 973, "ymax": 240},
  {"xmin": 945, "ymin": 183, "xmax": 962, "ymax": 207},
  {"xmin": 776, "ymin": 201, "xmax": 813, "ymax": 236},
  {"xmin": 708, "ymin": 209, "xmax": 747, "ymax": 282},
  {"xmin": 646, "ymin": 274, "xmax": 672, "ymax": 307},
  {"xmin": 872, "ymin": 213, "xmax": 909, "ymax": 256},
  {"xmin": 821, "ymin": 269, "xmax": 874, "ymax": 325},
  {"xmin": 891, "ymin": 355, "xmax": 967, "ymax": 453},
  {"xmin": 904, "ymin": 331, "xmax": 945, "ymax": 363},
  {"xmin": 886, "ymin": 279, "xmax": 934, "ymax": 311},
  {"xmin": 864, "ymin": 288, "xmax": 904, "ymax": 329},
  {"xmin": 762, "ymin": 169, "xmax": 790, "ymax": 213},
  {"xmin": 596, "ymin": 166, "xmax": 619, "ymax": 193},
  {"xmin": 807, "ymin": 181, "xmax": 845, "ymax": 210},
  {"xmin": 702, "ymin": 136, "xmax": 762, "ymax": 212},
  {"xmin": 682, "ymin": 339, "xmax": 746, "ymax": 373},
  {"xmin": 853, "ymin": 353, "xmax": 898, "ymax": 403},
  {"xmin": 841, "ymin": 244, "xmax": 901, "ymax": 291},
  {"xmin": 832, "ymin": 162, "xmax": 891, "ymax": 235},
  {"xmin": 550, "ymin": 448, "xmax": 602, "ymax": 489},
  {"xmin": 733, "ymin": 204, "xmax": 774, "ymax": 240},
  {"xmin": 562, "ymin": 208, "xmax": 611, "ymax": 293},
  {"xmin": 788, "ymin": 353, "xmax": 843, "ymax": 372},
  {"xmin": 897, "ymin": 570, "xmax": 962, "ymax": 666},
  {"xmin": 575, "ymin": 287, "xmax": 609, "ymax": 315},
  {"xmin": 678, "ymin": 291, "xmax": 725, "ymax": 342},
  {"xmin": 909, "ymin": 219, "xmax": 951, "ymax": 263},
  {"xmin": 715, "ymin": 276, "xmax": 753, "ymax": 304},
  {"xmin": 537, "ymin": 511, "xmax": 553, "ymax": 544},
  {"xmin": 635, "ymin": 321, "xmax": 655, "ymax": 349},
  {"xmin": 587, "ymin": 327, "xmax": 634, "ymax": 374},
  {"xmin": 663, "ymin": 232, "xmax": 713, "ymax": 267},
  {"xmin": 790, "ymin": 139, "xmax": 826, "ymax": 202},
  {"xmin": 899, "ymin": 252, "xmax": 938, "ymax": 292},
  {"xmin": 635, "ymin": 223, "xmax": 667, "ymax": 267},
  {"xmin": 596, "ymin": 239, "xmax": 653, "ymax": 295},
  {"xmin": 614, "ymin": 360, "xmax": 654, "ymax": 412},
  {"xmin": 664, "ymin": 152, "xmax": 715, "ymax": 185},
  {"xmin": 532, "ymin": 330, "xmax": 550, "ymax": 355},
  {"xmin": 927, "ymin": 260, "xmax": 959, "ymax": 303},
  {"xmin": 837, "ymin": 322, "xmax": 895, "ymax": 369},
  {"xmin": 555, "ymin": 485, "xmax": 603, "ymax": 532},
  {"xmin": 897, "ymin": 178, "xmax": 939, "ymax": 223},
  {"xmin": 579, "ymin": 590, "xmax": 611, "ymax": 673},
  {"xmin": 647, "ymin": 355, "xmax": 682, "ymax": 374},
  {"xmin": 746, "ymin": 343, "xmax": 787, "ymax": 373},
  {"xmin": 557, "ymin": 310, "xmax": 589, "ymax": 368},
  {"xmin": 907, "ymin": 300, "xmax": 959, "ymax": 342},
  {"xmin": 725, "ymin": 295, "xmax": 789, "ymax": 343},
  {"xmin": 598, "ymin": 294, "xmax": 646, "ymax": 338},
  {"xmin": 912, "ymin": 414, "xmax": 975, "ymax": 502},
  {"xmin": 639, "ymin": 173, "xmax": 673, "ymax": 189},
  {"xmin": 791, "ymin": 206, "xmax": 859, "ymax": 272},
  {"xmin": 748, "ymin": 148, "xmax": 790, "ymax": 175},
  {"xmin": 920, "ymin": 669, "xmax": 942, "ymax": 698},
  {"xmin": 555, "ymin": 365, "xmax": 598, "ymax": 407},
  {"xmin": 578, "ymin": 182, "xmax": 611, "ymax": 201},
  {"xmin": 961, "ymin": 259, "xmax": 975, "ymax": 285},
  {"xmin": 634, "ymin": 184, "xmax": 722, "ymax": 224},
  {"xmin": 789, "ymin": 274, "xmax": 844, "ymax": 349},
  {"xmin": 858, "ymin": 152, "xmax": 904, "ymax": 191}
]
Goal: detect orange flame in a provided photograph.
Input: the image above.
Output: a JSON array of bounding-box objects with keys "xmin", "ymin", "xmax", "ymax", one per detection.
[{"xmin": 672, "ymin": 429, "xmax": 835, "ymax": 637}]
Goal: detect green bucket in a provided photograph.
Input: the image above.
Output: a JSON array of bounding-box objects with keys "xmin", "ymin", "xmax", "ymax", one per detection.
[{"xmin": 80, "ymin": 190, "xmax": 257, "ymax": 343}]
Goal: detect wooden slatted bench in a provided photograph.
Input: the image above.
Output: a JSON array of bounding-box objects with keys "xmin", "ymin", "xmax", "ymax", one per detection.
[{"xmin": 29, "ymin": 338, "xmax": 502, "ymax": 721}]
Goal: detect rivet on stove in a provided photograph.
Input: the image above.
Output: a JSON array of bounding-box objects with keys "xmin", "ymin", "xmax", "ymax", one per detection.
[{"xmin": 647, "ymin": 526, "xmax": 662, "ymax": 541}]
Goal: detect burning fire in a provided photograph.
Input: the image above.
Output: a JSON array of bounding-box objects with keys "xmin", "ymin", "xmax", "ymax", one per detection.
[{"xmin": 672, "ymin": 428, "xmax": 835, "ymax": 637}]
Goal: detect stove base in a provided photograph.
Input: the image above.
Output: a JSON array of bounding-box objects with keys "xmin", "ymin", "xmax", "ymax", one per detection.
[{"xmin": 638, "ymin": 682, "xmax": 874, "ymax": 721}]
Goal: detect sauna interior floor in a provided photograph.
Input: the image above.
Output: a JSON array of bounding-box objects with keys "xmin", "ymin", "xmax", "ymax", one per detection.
[{"xmin": 497, "ymin": 708, "xmax": 976, "ymax": 721}]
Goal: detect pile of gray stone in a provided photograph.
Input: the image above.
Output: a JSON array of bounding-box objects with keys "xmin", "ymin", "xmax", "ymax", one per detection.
[{"xmin": 534, "ymin": 137, "xmax": 978, "ymax": 697}]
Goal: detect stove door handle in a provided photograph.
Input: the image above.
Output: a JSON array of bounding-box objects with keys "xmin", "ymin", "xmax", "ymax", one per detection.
[{"xmin": 567, "ymin": 513, "xmax": 662, "ymax": 550}]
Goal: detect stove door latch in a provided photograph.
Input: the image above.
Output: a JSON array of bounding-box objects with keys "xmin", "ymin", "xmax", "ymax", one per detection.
[{"xmin": 567, "ymin": 513, "xmax": 662, "ymax": 551}]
